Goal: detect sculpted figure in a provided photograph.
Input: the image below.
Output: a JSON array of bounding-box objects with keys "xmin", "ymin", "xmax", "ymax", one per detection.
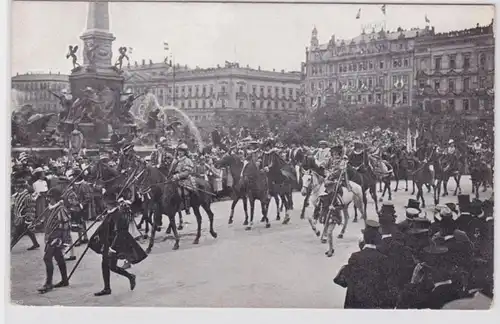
[{"xmin": 66, "ymin": 45, "xmax": 80, "ymax": 70}]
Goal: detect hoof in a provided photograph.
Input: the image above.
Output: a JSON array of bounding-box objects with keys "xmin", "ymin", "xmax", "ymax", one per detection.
[
  {"xmin": 228, "ymin": 218, "xmax": 233, "ymax": 225},
  {"xmin": 276, "ymin": 216, "xmax": 281, "ymax": 221},
  {"xmin": 388, "ymin": 197, "xmax": 392, "ymax": 201},
  {"xmin": 300, "ymin": 215, "xmax": 305, "ymax": 220},
  {"xmin": 352, "ymin": 218, "xmax": 358, "ymax": 223},
  {"xmin": 245, "ymin": 226, "xmax": 252, "ymax": 231},
  {"xmin": 178, "ymin": 225, "xmax": 184, "ymax": 231},
  {"xmin": 405, "ymin": 188, "xmax": 408, "ymax": 192},
  {"xmin": 282, "ymin": 218, "xmax": 290, "ymax": 225},
  {"xmin": 173, "ymin": 243, "xmax": 180, "ymax": 250},
  {"xmin": 321, "ymin": 238, "xmax": 327, "ymax": 244},
  {"xmin": 165, "ymin": 228, "xmax": 171, "ymax": 234},
  {"xmin": 260, "ymin": 217, "xmax": 266, "ymax": 222},
  {"xmin": 394, "ymin": 189, "xmax": 398, "ymax": 192},
  {"xmin": 145, "ymin": 248, "xmax": 151, "ymax": 254},
  {"xmin": 210, "ymin": 231, "xmax": 218, "ymax": 238},
  {"xmin": 142, "ymin": 234, "xmax": 148, "ymax": 239},
  {"xmin": 265, "ymin": 223, "xmax": 271, "ymax": 228},
  {"xmin": 192, "ymin": 239, "xmax": 199, "ymax": 245},
  {"xmin": 338, "ymin": 233, "xmax": 344, "ymax": 239},
  {"xmin": 325, "ymin": 250, "xmax": 334, "ymax": 257},
  {"xmin": 243, "ymin": 220, "xmax": 249, "ymax": 226}
]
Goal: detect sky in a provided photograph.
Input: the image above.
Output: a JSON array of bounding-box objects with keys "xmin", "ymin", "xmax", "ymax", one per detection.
[{"xmin": 11, "ymin": 1, "xmax": 495, "ymax": 75}]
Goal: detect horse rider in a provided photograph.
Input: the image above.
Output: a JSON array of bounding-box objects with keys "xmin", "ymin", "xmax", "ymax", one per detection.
[
  {"xmin": 314, "ymin": 140, "xmax": 332, "ymax": 177},
  {"xmin": 348, "ymin": 140, "xmax": 369, "ymax": 172},
  {"xmin": 117, "ymin": 143, "xmax": 140, "ymax": 174},
  {"xmin": 151, "ymin": 137, "xmax": 173, "ymax": 174},
  {"xmin": 170, "ymin": 143, "xmax": 198, "ymax": 215}
]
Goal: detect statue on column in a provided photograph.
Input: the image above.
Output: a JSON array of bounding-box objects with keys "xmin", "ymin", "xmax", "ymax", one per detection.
[
  {"xmin": 66, "ymin": 45, "xmax": 81, "ymax": 71},
  {"xmin": 114, "ymin": 47, "xmax": 130, "ymax": 71}
]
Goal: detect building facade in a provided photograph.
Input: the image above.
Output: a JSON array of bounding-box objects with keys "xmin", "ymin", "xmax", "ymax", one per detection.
[
  {"xmin": 11, "ymin": 73, "xmax": 70, "ymax": 113},
  {"xmin": 414, "ymin": 21, "xmax": 495, "ymax": 113},
  {"xmin": 304, "ymin": 21, "xmax": 495, "ymax": 114},
  {"xmin": 123, "ymin": 61, "xmax": 303, "ymax": 127}
]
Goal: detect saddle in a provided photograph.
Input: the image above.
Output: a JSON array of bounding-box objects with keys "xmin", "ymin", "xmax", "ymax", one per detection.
[{"xmin": 369, "ymin": 156, "xmax": 393, "ymax": 176}]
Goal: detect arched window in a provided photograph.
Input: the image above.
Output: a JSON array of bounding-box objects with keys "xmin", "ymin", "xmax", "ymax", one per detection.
[
  {"xmin": 188, "ymin": 100, "xmax": 192, "ymax": 108},
  {"xmin": 195, "ymin": 101, "xmax": 199, "ymax": 109},
  {"xmin": 479, "ymin": 54, "xmax": 486, "ymax": 69}
]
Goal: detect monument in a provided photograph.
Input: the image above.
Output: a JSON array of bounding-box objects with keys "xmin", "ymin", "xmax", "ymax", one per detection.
[{"xmin": 58, "ymin": 1, "xmax": 140, "ymax": 147}]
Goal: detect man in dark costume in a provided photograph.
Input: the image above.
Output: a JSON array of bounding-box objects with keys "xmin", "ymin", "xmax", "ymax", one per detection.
[
  {"xmin": 38, "ymin": 188, "xmax": 71, "ymax": 294},
  {"xmin": 11, "ymin": 177, "xmax": 40, "ymax": 251},
  {"xmin": 90, "ymin": 189, "xmax": 147, "ymax": 296}
]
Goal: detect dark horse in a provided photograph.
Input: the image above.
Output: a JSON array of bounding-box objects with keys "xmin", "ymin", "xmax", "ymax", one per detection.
[
  {"xmin": 240, "ymin": 158, "xmax": 271, "ymax": 230},
  {"xmin": 261, "ymin": 149, "xmax": 296, "ymax": 224},
  {"xmin": 469, "ymin": 157, "xmax": 493, "ymax": 199},
  {"xmin": 383, "ymin": 149, "xmax": 413, "ymax": 192},
  {"xmin": 215, "ymin": 153, "xmax": 249, "ymax": 225},
  {"xmin": 437, "ymin": 152, "xmax": 465, "ymax": 197},
  {"xmin": 136, "ymin": 164, "xmax": 218, "ymax": 253},
  {"xmin": 345, "ymin": 164, "xmax": 380, "ymax": 214},
  {"xmin": 409, "ymin": 153, "xmax": 438, "ymax": 208}
]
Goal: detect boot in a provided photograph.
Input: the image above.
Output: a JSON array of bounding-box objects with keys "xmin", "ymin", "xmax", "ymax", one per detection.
[
  {"xmin": 94, "ymin": 288, "xmax": 112, "ymax": 296},
  {"xmin": 37, "ymin": 283, "xmax": 53, "ymax": 294},
  {"xmin": 54, "ymin": 262, "xmax": 69, "ymax": 288},
  {"xmin": 27, "ymin": 243, "xmax": 40, "ymax": 251}
]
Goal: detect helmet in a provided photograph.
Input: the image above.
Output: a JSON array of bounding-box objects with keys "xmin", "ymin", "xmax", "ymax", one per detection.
[{"xmin": 177, "ymin": 143, "xmax": 189, "ymax": 151}]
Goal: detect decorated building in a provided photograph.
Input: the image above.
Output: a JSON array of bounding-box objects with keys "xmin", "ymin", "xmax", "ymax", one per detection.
[
  {"xmin": 414, "ymin": 21, "xmax": 495, "ymax": 113},
  {"xmin": 303, "ymin": 25, "xmax": 431, "ymax": 110},
  {"xmin": 123, "ymin": 61, "xmax": 304, "ymax": 127},
  {"xmin": 11, "ymin": 72, "xmax": 70, "ymax": 113}
]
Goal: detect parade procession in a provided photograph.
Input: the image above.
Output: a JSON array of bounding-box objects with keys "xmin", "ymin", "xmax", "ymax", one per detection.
[{"xmin": 9, "ymin": 2, "xmax": 495, "ymax": 310}]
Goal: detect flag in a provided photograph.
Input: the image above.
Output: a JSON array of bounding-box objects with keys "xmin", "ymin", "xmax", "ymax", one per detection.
[
  {"xmin": 381, "ymin": 4, "xmax": 386, "ymax": 15},
  {"xmin": 425, "ymin": 15, "xmax": 430, "ymax": 23},
  {"xmin": 128, "ymin": 47, "xmax": 134, "ymax": 54},
  {"xmin": 163, "ymin": 42, "xmax": 169, "ymax": 51},
  {"xmin": 406, "ymin": 119, "xmax": 412, "ymax": 152},
  {"xmin": 356, "ymin": 8, "xmax": 361, "ymax": 19}
]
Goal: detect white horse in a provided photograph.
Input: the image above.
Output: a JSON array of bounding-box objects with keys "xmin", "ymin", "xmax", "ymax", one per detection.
[{"xmin": 301, "ymin": 169, "xmax": 365, "ymax": 256}]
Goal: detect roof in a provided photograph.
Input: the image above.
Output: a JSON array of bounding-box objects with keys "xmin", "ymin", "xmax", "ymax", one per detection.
[{"xmin": 12, "ymin": 73, "xmax": 69, "ymax": 82}]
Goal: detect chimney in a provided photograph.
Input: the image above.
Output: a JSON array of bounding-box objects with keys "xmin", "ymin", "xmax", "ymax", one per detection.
[
  {"xmin": 149, "ymin": 59, "xmax": 153, "ymax": 65},
  {"xmin": 281, "ymin": 69, "xmax": 284, "ymax": 73},
  {"xmin": 258, "ymin": 66, "xmax": 261, "ymax": 71},
  {"xmin": 142, "ymin": 59, "xmax": 145, "ymax": 66},
  {"xmin": 135, "ymin": 61, "xmax": 138, "ymax": 67},
  {"xmin": 273, "ymin": 68, "xmax": 275, "ymax": 72}
]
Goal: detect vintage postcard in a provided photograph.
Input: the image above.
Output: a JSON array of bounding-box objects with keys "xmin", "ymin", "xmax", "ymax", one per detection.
[{"xmin": 8, "ymin": 0, "xmax": 494, "ymax": 312}]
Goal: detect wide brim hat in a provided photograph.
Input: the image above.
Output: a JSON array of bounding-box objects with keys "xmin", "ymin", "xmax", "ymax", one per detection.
[
  {"xmin": 177, "ymin": 143, "xmax": 189, "ymax": 151},
  {"xmin": 32, "ymin": 167, "xmax": 43, "ymax": 175},
  {"xmin": 319, "ymin": 140, "xmax": 329, "ymax": 147}
]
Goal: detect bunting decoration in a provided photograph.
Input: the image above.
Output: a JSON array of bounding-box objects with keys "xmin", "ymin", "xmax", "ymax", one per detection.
[
  {"xmin": 381, "ymin": 4, "xmax": 386, "ymax": 15},
  {"xmin": 356, "ymin": 8, "xmax": 361, "ymax": 19}
]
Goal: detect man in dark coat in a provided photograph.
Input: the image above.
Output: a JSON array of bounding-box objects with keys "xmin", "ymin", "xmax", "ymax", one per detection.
[
  {"xmin": 90, "ymin": 189, "xmax": 147, "ymax": 296},
  {"xmin": 376, "ymin": 202, "xmax": 415, "ymax": 308},
  {"xmin": 334, "ymin": 220, "xmax": 390, "ymax": 308}
]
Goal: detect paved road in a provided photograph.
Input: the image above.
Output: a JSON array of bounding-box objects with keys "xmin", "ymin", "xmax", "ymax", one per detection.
[{"xmin": 10, "ymin": 177, "xmax": 490, "ymax": 307}]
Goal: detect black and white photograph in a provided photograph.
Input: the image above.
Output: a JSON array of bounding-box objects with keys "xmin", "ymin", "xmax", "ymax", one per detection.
[{"xmin": 7, "ymin": 0, "xmax": 495, "ymax": 311}]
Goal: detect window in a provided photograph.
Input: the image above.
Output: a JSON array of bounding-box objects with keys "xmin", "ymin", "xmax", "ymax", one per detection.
[
  {"xmin": 393, "ymin": 59, "xmax": 401, "ymax": 68},
  {"xmin": 311, "ymin": 82, "xmax": 315, "ymax": 91},
  {"xmin": 379, "ymin": 61, "xmax": 384, "ymax": 69},
  {"xmin": 195, "ymin": 101, "xmax": 199, "ymax": 109},
  {"xmin": 260, "ymin": 101, "xmax": 264, "ymax": 109},
  {"xmin": 281, "ymin": 102, "xmax": 285, "ymax": 109},
  {"xmin": 181, "ymin": 102, "xmax": 185, "ymax": 109},
  {"xmin": 239, "ymin": 101, "xmax": 244, "ymax": 109},
  {"xmin": 368, "ymin": 78, "xmax": 373, "ymax": 88},
  {"xmin": 267, "ymin": 101, "xmax": 271, "ymax": 109},
  {"xmin": 275, "ymin": 87, "xmax": 279, "ymax": 96},
  {"xmin": 449, "ymin": 55, "xmax": 456, "ymax": 69},
  {"xmin": 463, "ymin": 55, "xmax": 470, "ymax": 70},
  {"xmin": 289, "ymin": 88, "xmax": 293, "ymax": 98},
  {"xmin": 392, "ymin": 93, "xmax": 398, "ymax": 105},
  {"xmin": 353, "ymin": 64, "xmax": 357, "ymax": 72},
  {"xmin": 175, "ymin": 86, "xmax": 179, "ymax": 94},
  {"xmin": 378, "ymin": 76, "xmax": 384, "ymax": 87},
  {"xmin": 188, "ymin": 100, "xmax": 192, "ymax": 108},
  {"xmin": 202, "ymin": 86, "xmax": 206, "ymax": 95},
  {"xmin": 202, "ymin": 100, "xmax": 206, "ymax": 109},
  {"xmin": 221, "ymin": 86, "xmax": 226, "ymax": 93},
  {"xmin": 403, "ymin": 92, "xmax": 408, "ymax": 104},
  {"xmin": 210, "ymin": 86, "xmax": 214, "ymax": 95},
  {"xmin": 358, "ymin": 80, "xmax": 363, "ymax": 89},
  {"xmin": 289, "ymin": 102, "xmax": 293, "ymax": 109},
  {"xmin": 274, "ymin": 101, "xmax": 278, "ymax": 109},
  {"xmin": 222, "ymin": 100, "xmax": 226, "ymax": 108},
  {"xmin": 463, "ymin": 78, "xmax": 470, "ymax": 91},
  {"xmin": 368, "ymin": 94, "xmax": 373, "ymax": 103},
  {"xmin": 376, "ymin": 93, "xmax": 382, "ymax": 103},
  {"xmin": 252, "ymin": 86, "xmax": 257, "ymax": 94},
  {"xmin": 435, "ymin": 57, "xmax": 442, "ymax": 70},
  {"xmin": 267, "ymin": 86, "xmax": 271, "ymax": 94},
  {"xmin": 181, "ymin": 86, "xmax": 185, "ymax": 93},
  {"xmin": 479, "ymin": 77, "xmax": 486, "ymax": 88},
  {"xmin": 448, "ymin": 79, "xmax": 455, "ymax": 92},
  {"xmin": 188, "ymin": 86, "xmax": 192, "ymax": 94},
  {"xmin": 260, "ymin": 86, "xmax": 264, "ymax": 95},
  {"xmin": 447, "ymin": 99, "xmax": 455, "ymax": 111},
  {"xmin": 209, "ymin": 100, "xmax": 214, "ymax": 108},
  {"xmin": 240, "ymin": 86, "xmax": 244, "ymax": 93},
  {"xmin": 479, "ymin": 54, "xmax": 486, "ymax": 69},
  {"xmin": 369, "ymin": 61, "xmax": 374, "ymax": 70},
  {"xmin": 195, "ymin": 86, "xmax": 199, "ymax": 95},
  {"xmin": 463, "ymin": 99, "xmax": 469, "ymax": 110},
  {"xmin": 357, "ymin": 94, "xmax": 361, "ymax": 102},
  {"xmin": 404, "ymin": 58, "xmax": 409, "ymax": 67},
  {"xmin": 419, "ymin": 80, "xmax": 425, "ymax": 89},
  {"xmin": 434, "ymin": 80, "xmax": 440, "ymax": 90},
  {"xmin": 319, "ymin": 81, "xmax": 323, "ymax": 89},
  {"xmin": 251, "ymin": 101, "xmax": 256, "ymax": 109}
]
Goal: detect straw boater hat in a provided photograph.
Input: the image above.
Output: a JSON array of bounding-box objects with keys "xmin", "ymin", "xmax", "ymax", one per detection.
[
  {"xmin": 448, "ymin": 139, "xmax": 455, "ymax": 145},
  {"xmin": 319, "ymin": 140, "xmax": 329, "ymax": 147},
  {"xmin": 32, "ymin": 167, "xmax": 44, "ymax": 175}
]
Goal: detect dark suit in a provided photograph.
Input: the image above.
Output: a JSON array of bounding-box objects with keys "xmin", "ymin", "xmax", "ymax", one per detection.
[
  {"xmin": 335, "ymin": 246, "xmax": 391, "ymax": 309},
  {"xmin": 377, "ymin": 233, "xmax": 416, "ymax": 308}
]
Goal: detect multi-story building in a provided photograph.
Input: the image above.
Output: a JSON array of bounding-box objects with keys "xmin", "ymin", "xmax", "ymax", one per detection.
[
  {"xmin": 304, "ymin": 21, "xmax": 495, "ymax": 114},
  {"xmin": 414, "ymin": 21, "xmax": 495, "ymax": 113},
  {"xmin": 124, "ymin": 60, "xmax": 303, "ymax": 127},
  {"xmin": 303, "ymin": 26, "xmax": 432, "ymax": 110},
  {"xmin": 11, "ymin": 72, "xmax": 70, "ymax": 113}
]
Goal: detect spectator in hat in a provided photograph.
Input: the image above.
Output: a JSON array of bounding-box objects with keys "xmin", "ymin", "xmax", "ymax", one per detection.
[
  {"xmin": 334, "ymin": 220, "xmax": 390, "ymax": 308},
  {"xmin": 396, "ymin": 207, "xmax": 421, "ymax": 234},
  {"xmin": 405, "ymin": 216, "xmax": 432, "ymax": 261},
  {"xmin": 376, "ymin": 202, "xmax": 415, "ymax": 308}
]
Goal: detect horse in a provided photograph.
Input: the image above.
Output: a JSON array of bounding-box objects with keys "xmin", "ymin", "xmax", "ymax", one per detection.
[
  {"xmin": 345, "ymin": 164, "xmax": 379, "ymax": 213},
  {"xmin": 215, "ymin": 153, "xmax": 249, "ymax": 225},
  {"xmin": 409, "ymin": 154, "xmax": 437, "ymax": 208},
  {"xmin": 384, "ymin": 150, "xmax": 413, "ymax": 192},
  {"xmin": 240, "ymin": 158, "xmax": 271, "ymax": 230},
  {"xmin": 437, "ymin": 153, "xmax": 465, "ymax": 196},
  {"xmin": 300, "ymin": 169, "xmax": 365, "ymax": 242},
  {"xmin": 369, "ymin": 157, "xmax": 393, "ymax": 202},
  {"xmin": 261, "ymin": 149, "xmax": 295, "ymax": 224},
  {"xmin": 470, "ymin": 159, "xmax": 493, "ymax": 199}
]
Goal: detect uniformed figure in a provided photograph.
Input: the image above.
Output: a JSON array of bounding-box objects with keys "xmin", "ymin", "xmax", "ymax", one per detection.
[
  {"xmin": 11, "ymin": 177, "xmax": 40, "ymax": 251},
  {"xmin": 171, "ymin": 143, "xmax": 197, "ymax": 214},
  {"xmin": 396, "ymin": 205, "xmax": 421, "ymax": 235},
  {"xmin": 334, "ymin": 220, "xmax": 389, "ymax": 308},
  {"xmin": 313, "ymin": 140, "xmax": 331, "ymax": 176},
  {"xmin": 348, "ymin": 140, "xmax": 368, "ymax": 171},
  {"xmin": 38, "ymin": 188, "xmax": 72, "ymax": 294},
  {"xmin": 376, "ymin": 202, "xmax": 415, "ymax": 308},
  {"xmin": 90, "ymin": 190, "xmax": 147, "ymax": 296},
  {"xmin": 118, "ymin": 143, "xmax": 139, "ymax": 173},
  {"xmin": 63, "ymin": 169, "xmax": 89, "ymax": 247}
]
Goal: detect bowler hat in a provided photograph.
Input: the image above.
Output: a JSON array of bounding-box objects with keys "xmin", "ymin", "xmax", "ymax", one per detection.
[{"xmin": 407, "ymin": 217, "xmax": 431, "ymax": 235}]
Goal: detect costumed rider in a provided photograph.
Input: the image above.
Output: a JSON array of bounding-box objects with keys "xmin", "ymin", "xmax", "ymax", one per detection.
[
  {"xmin": 90, "ymin": 188, "xmax": 147, "ymax": 297},
  {"xmin": 314, "ymin": 140, "xmax": 332, "ymax": 177},
  {"xmin": 151, "ymin": 137, "xmax": 173, "ymax": 174},
  {"xmin": 171, "ymin": 143, "xmax": 197, "ymax": 215},
  {"xmin": 348, "ymin": 140, "xmax": 368, "ymax": 172},
  {"xmin": 118, "ymin": 143, "xmax": 139, "ymax": 173},
  {"xmin": 38, "ymin": 188, "xmax": 72, "ymax": 294}
]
